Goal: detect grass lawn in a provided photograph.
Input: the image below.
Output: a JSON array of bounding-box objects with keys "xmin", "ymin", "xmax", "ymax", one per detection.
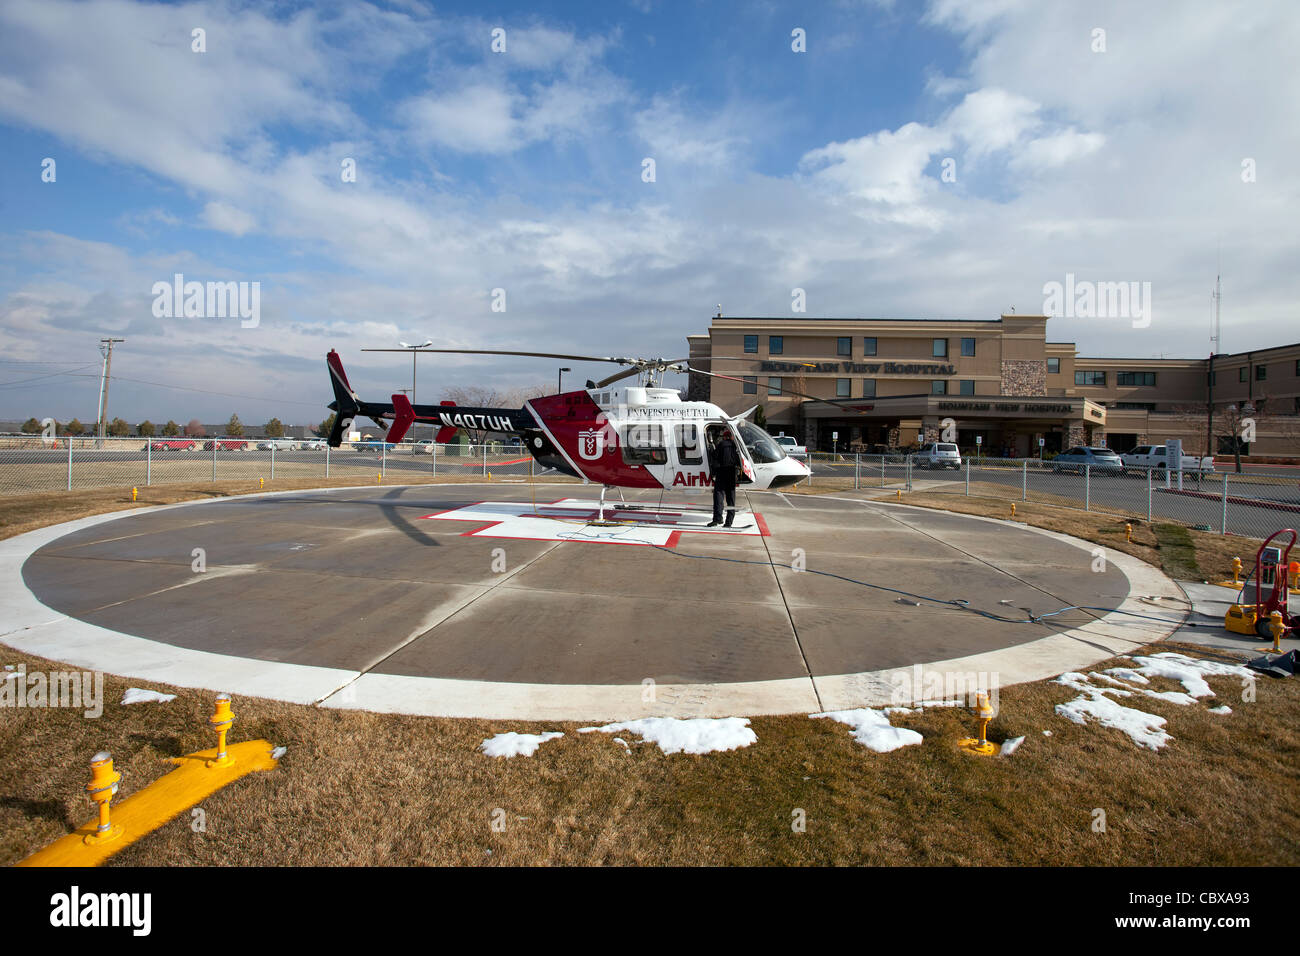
[{"xmin": 2, "ymin": 479, "xmax": 1296, "ymax": 866}]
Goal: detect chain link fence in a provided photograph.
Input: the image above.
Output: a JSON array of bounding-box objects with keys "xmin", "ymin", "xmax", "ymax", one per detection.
[
  {"xmin": 4, "ymin": 439, "xmax": 1297, "ymax": 540},
  {"xmin": 799, "ymin": 452, "xmax": 1298, "ymax": 540},
  {"xmin": 0, "ymin": 436, "xmax": 540, "ymax": 496}
]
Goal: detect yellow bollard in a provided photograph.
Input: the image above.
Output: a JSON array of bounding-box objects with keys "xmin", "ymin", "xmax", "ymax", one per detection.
[
  {"xmin": 1125, "ymin": 523, "xmax": 1132, "ymax": 542},
  {"xmin": 957, "ymin": 692, "xmax": 1000, "ymax": 755},
  {"xmin": 1269, "ymin": 611, "xmax": 1286, "ymax": 654},
  {"xmin": 488, "ymin": 471, "xmax": 493, "ymax": 481},
  {"xmin": 377, "ymin": 472, "xmax": 382, "ymax": 484},
  {"xmin": 1232, "ymin": 557, "xmax": 1242, "ymax": 585},
  {"xmin": 84, "ymin": 752, "xmax": 123, "ymax": 845},
  {"xmin": 896, "ymin": 489, "xmax": 902, "ymax": 501},
  {"xmin": 1010, "ymin": 503, "xmax": 1016, "ymax": 518},
  {"xmin": 131, "ymin": 487, "xmax": 138, "ymax": 502},
  {"xmin": 259, "ymin": 477, "xmax": 264, "ymax": 489},
  {"xmin": 1289, "ymin": 561, "xmax": 1299, "ymax": 591},
  {"xmin": 207, "ymin": 694, "xmax": 235, "ymax": 769}
]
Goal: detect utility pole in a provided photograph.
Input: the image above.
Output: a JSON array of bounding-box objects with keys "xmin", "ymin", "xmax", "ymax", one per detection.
[{"xmin": 96, "ymin": 337, "xmax": 125, "ymax": 443}]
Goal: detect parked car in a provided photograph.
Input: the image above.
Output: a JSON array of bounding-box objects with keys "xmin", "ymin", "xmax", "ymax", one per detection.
[
  {"xmin": 1120, "ymin": 445, "xmax": 1215, "ymax": 475},
  {"xmin": 1052, "ymin": 446, "xmax": 1124, "ymax": 474},
  {"xmin": 914, "ymin": 442, "xmax": 962, "ymax": 469},
  {"xmin": 300, "ymin": 438, "xmax": 326, "ymax": 451},
  {"xmin": 202, "ymin": 439, "xmax": 249, "ymax": 451},
  {"xmin": 773, "ymin": 435, "xmax": 807, "ymax": 458},
  {"xmin": 257, "ymin": 439, "xmax": 298, "ymax": 450},
  {"xmin": 414, "ymin": 440, "xmax": 437, "ymax": 454},
  {"xmin": 150, "ymin": 439, "xmax": 196, "ymax": 451}
]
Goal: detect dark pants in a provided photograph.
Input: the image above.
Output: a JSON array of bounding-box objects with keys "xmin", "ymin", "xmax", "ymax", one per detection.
[{"xmin": 712, "ymin": 481, "xmax": 736, "ymax": 525}]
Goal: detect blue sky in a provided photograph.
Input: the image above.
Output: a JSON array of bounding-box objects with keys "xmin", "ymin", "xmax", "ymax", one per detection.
[{"xmin": 0, "ymin": 0, "xmax": 1296, "ymax": 425}]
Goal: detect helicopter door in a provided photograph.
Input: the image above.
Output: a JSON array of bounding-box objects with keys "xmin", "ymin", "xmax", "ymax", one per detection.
[{"xmin": 704, "ymin": 423, "xmax": 755, "ymax": 485}]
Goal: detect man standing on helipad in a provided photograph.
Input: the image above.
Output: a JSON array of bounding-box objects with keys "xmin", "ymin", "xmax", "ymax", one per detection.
[{"xmin": 708, "ymin": 429, "xmax": 740, "ymax": 528}]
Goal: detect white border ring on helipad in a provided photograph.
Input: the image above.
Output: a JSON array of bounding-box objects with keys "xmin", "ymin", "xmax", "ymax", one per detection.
[{"xmin": 0, "ymin": 485, "xmax": 1187, "ymax": 720}]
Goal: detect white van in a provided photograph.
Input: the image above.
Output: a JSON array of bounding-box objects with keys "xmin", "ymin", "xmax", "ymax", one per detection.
[{"xmin": 915, "ymin": 442, "xmax": 962, "ymax": 469}]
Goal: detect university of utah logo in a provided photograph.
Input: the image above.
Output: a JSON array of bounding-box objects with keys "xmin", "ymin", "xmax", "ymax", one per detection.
[{"xmin": 578, "ymin": 428, "xmax": 604, "ymax": 460}]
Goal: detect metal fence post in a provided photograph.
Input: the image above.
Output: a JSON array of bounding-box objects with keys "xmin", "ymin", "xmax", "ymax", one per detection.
[
  {"xmin": 854, "ymin": 454, "xmax": 859, "ymax": 490},
  {"xmin": 906, "ymin": 455, "xmax": 912, "ymax": 491},
  {"xmin": 432, "ymin": 442, "xmax": 438, "ymax": 477},
  {"xmin": 482, "ymin": 443, "xmax": 487, "ymax": 476},
  {"xmin": 271, "ymin": 444, "xmax": 276, "ymax": 481},
  {"xmin": 212, "ymin": 440, "xmax": 217, "ymax": 482},
  {"xmin": 382, "ymin": 442, "xmax": 387, "ymax": 478},
  {"xmin": 325, "ymin": 443, "xmax": 330, "ymax": 478},
  {"xmin": 1220, "ymin": 473, "xmax": 1228, "ymax": 534},
  {"xmin": 964, "ymin": 456, "xmax": 970, "ymax": 496},
  {"xmin": 146, "ymin": 439, "xmax": 152, "ymax": 486},
  {"xmin": 1021, "ymin": 459, "xmax": 1027, "ymax": 501},
  {"xmin": 67, "ymin": 438, "xmax": 72, "ymax": 491},
  {"xmin": 1146, "ymin": 466, "xmax": 1153, "ymax": 521},
  {"xmin": 1084, "ymin": 464, "xmax": 1090, "ymax": 512}
]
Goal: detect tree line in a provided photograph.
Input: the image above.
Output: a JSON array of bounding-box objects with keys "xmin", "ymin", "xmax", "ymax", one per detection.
[{"xmin": 19, "ymin": 415, "xmax": 294, "ymax": 438}]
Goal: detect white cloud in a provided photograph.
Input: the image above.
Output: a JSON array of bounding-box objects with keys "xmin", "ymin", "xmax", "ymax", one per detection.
[
  {"xmin": 201, "ymin": 202, "xmax": 257, "ymax": 236},
  {"xmin": 799, "ymin": 122, "xmax": 952, "ymax": 207},
  {"xmin": 945, "ymin": 87, "xmax": 1040, "ymax": 158}
]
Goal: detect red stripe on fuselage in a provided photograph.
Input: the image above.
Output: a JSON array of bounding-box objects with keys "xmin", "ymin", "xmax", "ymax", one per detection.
[{"xmin": 526, "ymin": 391, "xmax": 660, "ymax": 489}]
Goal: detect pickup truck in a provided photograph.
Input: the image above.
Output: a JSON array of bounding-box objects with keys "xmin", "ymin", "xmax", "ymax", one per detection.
[
  {"xmin": 1120, "ymin": 445, "xmax": 1215, "ymax": 474},
  {"xmin": 773, "ymin": 435, "xmax": 808, "ymax": 458}
]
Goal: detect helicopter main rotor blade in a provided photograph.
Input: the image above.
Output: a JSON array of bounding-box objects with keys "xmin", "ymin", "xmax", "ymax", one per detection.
[
  {"xmin": 685, "ymin": 366, "xmax": 871, "ymax": 415},
  {"xmin": 363, "ymin": 348, "xmax": 639, "ymax": 365},
  {"xmin": 594, "ymin": 366, "xmax": 645, "ymax": 388}
]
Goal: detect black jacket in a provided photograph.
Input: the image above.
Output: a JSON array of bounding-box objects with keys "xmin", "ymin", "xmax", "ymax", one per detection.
[{"xmin": 709, "ymin": 437, "xmax": 741, "ymax": 485}]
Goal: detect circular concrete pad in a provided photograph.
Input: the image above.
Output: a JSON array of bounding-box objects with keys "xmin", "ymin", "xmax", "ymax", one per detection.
[{"xmin": 4, "ymin": 485, "xmax": 1186, "ymax": 719}]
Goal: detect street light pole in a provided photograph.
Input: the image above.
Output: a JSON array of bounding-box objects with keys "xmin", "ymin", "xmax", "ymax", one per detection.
[
  {"xmin": 399, "ymin": 338, "xmax": 432, "ymax": 432},
  {"xmin": 558, "ymin": 366, "xmax": 571, "ymax": 394}
]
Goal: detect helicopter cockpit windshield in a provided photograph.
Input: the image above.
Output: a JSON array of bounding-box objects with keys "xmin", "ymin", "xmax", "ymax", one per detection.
[{"xmin": 735, "ymin": 420, "xmax": 788, "ymax": 463}]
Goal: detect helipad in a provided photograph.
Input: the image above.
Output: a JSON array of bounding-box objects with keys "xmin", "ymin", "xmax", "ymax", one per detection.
[{"xmin": 1, "ymin": 484, "xmax": 1186, "ymax": 719}]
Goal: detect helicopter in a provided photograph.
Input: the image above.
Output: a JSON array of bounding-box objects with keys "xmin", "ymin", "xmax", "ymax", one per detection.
[{"xmin": 325, "ymin": 346, "xmax": 864, "ymax": 520}]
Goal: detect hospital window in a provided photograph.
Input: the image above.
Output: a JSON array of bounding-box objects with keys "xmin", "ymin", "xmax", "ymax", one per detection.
[
  {"xmin": 742, "ymin": 376, "xmax": 757, "ymax": 394},
  {"xmin": 769, "ymin": 336, "xmax": 783, "ymax": 355},
  {"xmin": 959, "ymin": 380, "xmax": 975, "ymax": 395},
  {"xmin": 961, "ymin": 337, "xmax": 976, "ymax": 357},
  {"xmin": 836, "ymin": 378, "xmax": 850, "ymax": 397},
  {"xmin": 931, "ymin": 380, "xmax": 948, "ymax": 395},
  {"xmin": 933, "ymin": 338, "xmax": 948, "ymax": 358},
  {"xmin": 744, "ymin": 335, "xmax": 758, "ymax": 353},
  {"xmin": 837, "ymin": 337, "xmax": 852, "ymax": 356},
  {"xmin": 862, "ymin": 379, "xmax": 876, "ymax": 398},
  {"xmin": 1047, "ymin": 358, "xmax": 1060, "ymax": 374},
  {"xmin": 864, "ymin": 337, "xmax": 877, "ymax": 356},
  {"xmin": 767, "ymin": 376, "xmax": 782, "ymax": 395}
]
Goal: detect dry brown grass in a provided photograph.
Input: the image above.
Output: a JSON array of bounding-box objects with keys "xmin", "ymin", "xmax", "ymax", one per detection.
[
  {"xmin": 2, "ymin": 479, "xmax": 1297, "ymax": 866},
  {"xmin": 2, "ymin": 641, "xmax": 1296, "ymax": 866}
]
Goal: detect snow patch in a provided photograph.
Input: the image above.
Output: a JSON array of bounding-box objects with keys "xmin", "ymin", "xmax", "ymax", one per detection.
[
  {"xmin": 479, "ymin": 731, "xmax": 564, "ymax": 758},
  {"xmin": 999, "ymin": 736, "xmax": 1025, "ymax": 756},
  {"xmin": 578, "ymin": 717, "xmax": 756, "ymax": 755},
  {"xmin": 121, "ymin": 688, "xmax": 176, "ymax": 705},
  {"xmin": 811, "ymin": 708, "xmax": 923, "ymax": 753},
  {"xmin": 271, "ymin": 746, "xmax": 287, "ymax": 759},
  {"xmin": 1053, "ymin": 672, "xmax": 1170, "ymax": 750},
  {"xmin": 1208, "ymin": 705, "xmax": 1232, "ymax": 715}
]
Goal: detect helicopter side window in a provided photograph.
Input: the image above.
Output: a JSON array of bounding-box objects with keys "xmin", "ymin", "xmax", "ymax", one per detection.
[
  {"xmin": 675, "ymin": 424, "xmax": 702, "ymax": 465},
  {"xmin": 621, "ymin": 423, "xmax": 667, "ymax": 465}
]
